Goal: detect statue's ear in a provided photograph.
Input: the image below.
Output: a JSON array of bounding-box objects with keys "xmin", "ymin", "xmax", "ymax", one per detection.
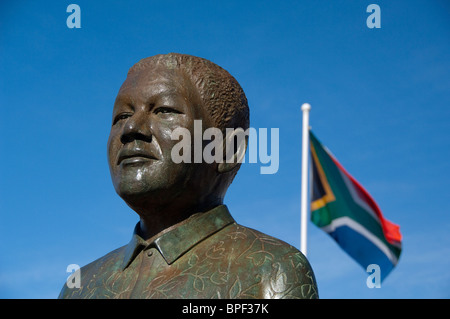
[{"xmin": 218, "ymin": 129, "xmax": 247, "ymax": 174}]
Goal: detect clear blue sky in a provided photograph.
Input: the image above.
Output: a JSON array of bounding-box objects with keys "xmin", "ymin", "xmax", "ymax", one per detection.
[{"xmin": 1, "ymin": 0, "xmax": 449, "ymax": 299}]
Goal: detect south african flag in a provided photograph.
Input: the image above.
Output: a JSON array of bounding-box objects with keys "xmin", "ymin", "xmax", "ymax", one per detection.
[{"xmin": 310, "ymin": 131, "xmax": 402, "ymax": 281}]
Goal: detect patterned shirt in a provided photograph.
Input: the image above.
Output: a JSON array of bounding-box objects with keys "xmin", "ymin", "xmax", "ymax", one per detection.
[{"xmin": 59, "ymin": 205, "xmax": 318, "ymax": 299}]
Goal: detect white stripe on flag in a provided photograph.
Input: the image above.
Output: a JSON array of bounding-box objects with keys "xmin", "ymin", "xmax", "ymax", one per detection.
[
  {"xmin": 321, "ymin": 216, "xmax": 398, "ymax": 265},
  {"xmin": 338, "ymin": 168, "xmax": 381, "ymax": 224}
]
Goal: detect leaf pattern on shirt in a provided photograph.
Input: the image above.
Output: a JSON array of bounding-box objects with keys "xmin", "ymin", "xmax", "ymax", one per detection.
[{"xmin": 59, "ymin": 223, "xmax": 319, "ymax": 299}]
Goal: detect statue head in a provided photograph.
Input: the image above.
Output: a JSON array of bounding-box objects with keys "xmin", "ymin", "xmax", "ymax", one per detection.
[{"xmin": 107, "ymin": 53, "xmax": 249, "ymax": 219}]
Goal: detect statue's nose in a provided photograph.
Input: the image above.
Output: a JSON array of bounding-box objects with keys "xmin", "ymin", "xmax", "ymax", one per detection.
[{"xmin": 120, "ymin": 113, "xmax": 152, "ymax": 144}]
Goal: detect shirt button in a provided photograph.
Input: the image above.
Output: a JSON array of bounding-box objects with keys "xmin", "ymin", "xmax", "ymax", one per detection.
[{"xmin": 147, "ymin": 250, "xmax": 153, "ymax": 257}]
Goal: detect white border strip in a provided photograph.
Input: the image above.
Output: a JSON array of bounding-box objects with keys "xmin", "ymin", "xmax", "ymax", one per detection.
[
  {"xmin": 322, "ymin": 217, "xmax": 398, "ymax": 265},
  {"xmin": 338, "ymin": 168, "xmax": 381, "ymax": 224}
]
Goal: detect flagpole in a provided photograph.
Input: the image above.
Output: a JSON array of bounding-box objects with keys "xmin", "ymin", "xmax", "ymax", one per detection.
[{"xmin": 300, "ymin": 103, "xmax": 311, "ymax": 256}]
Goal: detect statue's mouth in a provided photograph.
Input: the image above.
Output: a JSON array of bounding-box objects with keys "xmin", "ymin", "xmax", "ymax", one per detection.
[{"xmin": 117, "ymin": 149, "xmax": 158, "ymax": 165}]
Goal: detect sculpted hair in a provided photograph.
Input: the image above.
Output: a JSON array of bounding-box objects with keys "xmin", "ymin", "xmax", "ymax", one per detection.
[{"xmin": 128, "ymin": 53, "xmax": 250, "ymax": 134}]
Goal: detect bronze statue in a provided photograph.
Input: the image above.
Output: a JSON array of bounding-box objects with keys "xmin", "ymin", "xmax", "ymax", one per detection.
[{"xmin": 58, "ymin": 53, "xmax": 318, "ymax": 299}]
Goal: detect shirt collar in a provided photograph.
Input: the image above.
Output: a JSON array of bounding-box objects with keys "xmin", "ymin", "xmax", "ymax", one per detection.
[{"xmin": 121, "ymin": 205, "xmax": 234, "ymax": 270}]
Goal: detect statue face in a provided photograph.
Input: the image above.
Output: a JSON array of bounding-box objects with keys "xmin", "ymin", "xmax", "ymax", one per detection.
[{"xmin": 107, "ymin": 65, "xmax": 211, "ymax": 206}]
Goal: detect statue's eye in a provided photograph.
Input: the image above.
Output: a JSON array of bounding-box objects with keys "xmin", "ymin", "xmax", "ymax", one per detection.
[
  {"xmin": 154, "ymin": 107, "xmax": 182, "ymax": 115},
  {"xmin": 113, "ymin": 113, "xmax": 132, "ymax": 125}
]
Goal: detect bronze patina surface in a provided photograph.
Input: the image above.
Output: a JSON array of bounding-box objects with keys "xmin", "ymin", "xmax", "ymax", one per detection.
[
  {"xmin": 59, "ymin": 206, "xmax": 317, "ymax": 298},
  {"xmin": 59, "ymin": 53, "xmax": 318, "ymax": 299}
]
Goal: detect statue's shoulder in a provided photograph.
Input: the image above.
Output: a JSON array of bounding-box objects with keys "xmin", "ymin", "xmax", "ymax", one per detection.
[
  {"xmin": 220, "ymin": 222, "xmax": 308, "ymax": 260},
  {"xmin": 81, "ymin": 244, "xmax": 127, "ymax": 275},
  {"xmin": 216, "ymin": 223, "xmax": 319, "ymax": 299},
  {"xmin": 58, "ymin": 245, "xmax": 127, "ymax": 299}
]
